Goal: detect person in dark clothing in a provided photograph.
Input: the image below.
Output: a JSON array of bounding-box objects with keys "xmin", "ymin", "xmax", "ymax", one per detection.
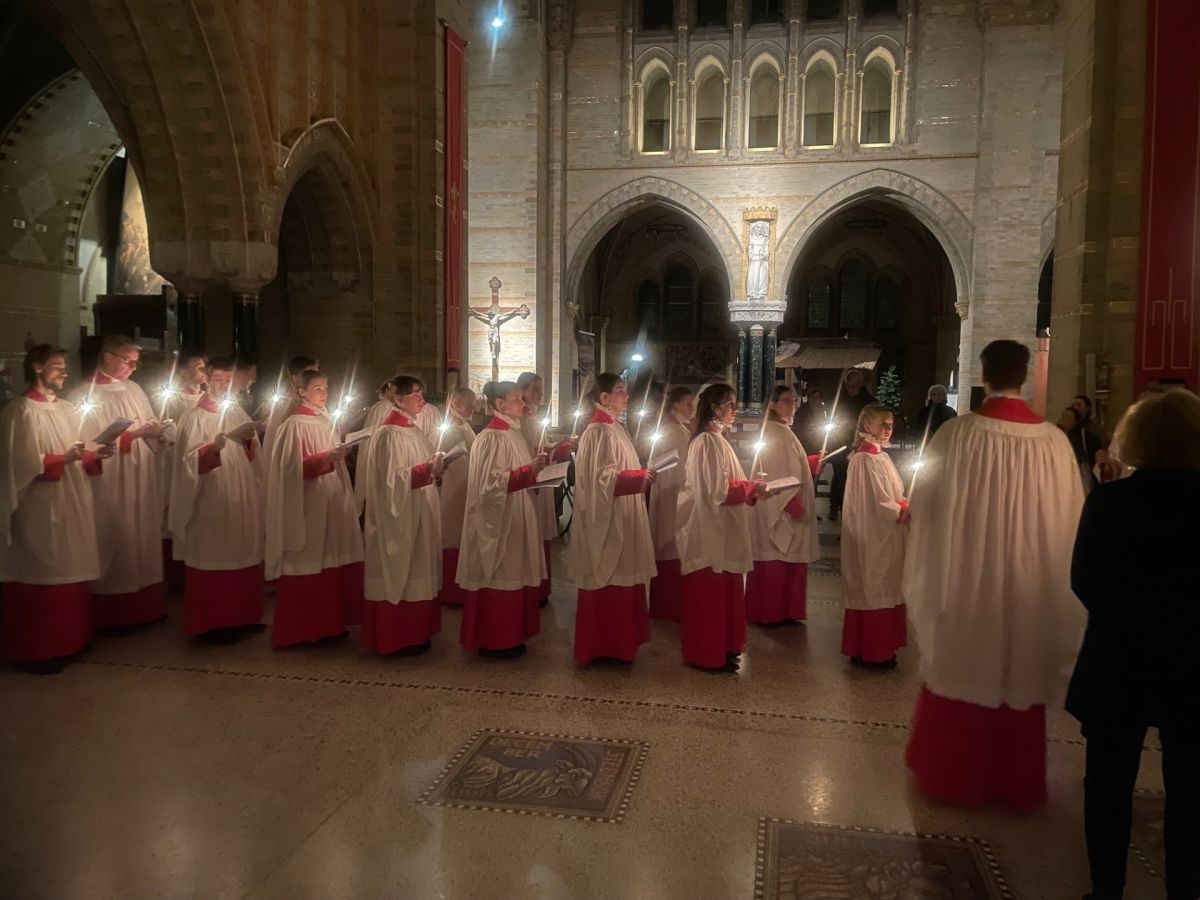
[
  {"xmin": 827, "ymin": 368, "xmax": 874, "ymax": 520},
  {"xmin": 792, "ymin": 388, "xmax": 826, "ymax": 452},
  {"xmin": 914, "ymin": 384, "xmax": 957, "ymax": 441},
  {"xmin": 1068, "ymin": 390, "xmax": 1200, "ymax": 900}
]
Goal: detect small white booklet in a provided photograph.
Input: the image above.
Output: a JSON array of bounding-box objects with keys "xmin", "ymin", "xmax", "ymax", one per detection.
[
  {"xmin": 91, "ymin": 418, "xmax": 133, "ymax": 445},
  {"xmin": 442, "ymin": 444, "xmax": 467, "ymax": 466},
  {"xmin": 336, "ymin": 426, "xmax": 374, "ymax": 450},
  {"xmin": 765, "ymin": 475, "xmax": 802, "ymax": 495},
  {"xmin": 530, "ymin": 460, "xmax": 569, "ymax": 488},
  {"xmin": 223, "ymin": 421, "xmax": 257, "ymax": 443},
  {"xmin": 649, "ymin": 449, "xmax": 679, "ymax": 474}
]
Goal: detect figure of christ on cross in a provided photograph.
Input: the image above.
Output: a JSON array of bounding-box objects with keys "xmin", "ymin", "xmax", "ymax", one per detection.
[{"xmin": 468, "ymin": 276, "xmax": 530, "ymax": 382}]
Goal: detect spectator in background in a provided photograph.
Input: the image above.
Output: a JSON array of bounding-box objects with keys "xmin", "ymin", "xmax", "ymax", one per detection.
[
  {"xmin": 793, "ymin": 388, "xmax": 826, "ymax": 453},
  {"xmin": 827, "ymin": 369, "xmax": 874, "ymax": 521},
  {"xmin": 1068, "ymin": 390, "xmax": 1200, "ymax": 900},
  {"xmin": 915, "ymin": 384, "xmax": 957, "ymax": 441}
]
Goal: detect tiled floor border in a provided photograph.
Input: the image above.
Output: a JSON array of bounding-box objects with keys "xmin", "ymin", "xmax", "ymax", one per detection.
[{"xmin": 79, "ymin": 657, "xmax": 1115, "ymax": 749}]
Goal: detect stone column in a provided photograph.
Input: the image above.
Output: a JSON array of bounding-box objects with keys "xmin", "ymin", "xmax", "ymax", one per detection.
[
  {"xmin": 898, "ymin": 3, "xmax": 916, "ymax": 143},
  {"xmin": 232, "ymin": 291, "xmax": 260, "ymax": 360},
  {"xmin": 748, "ymin": 324, "xmax": 765, "ymax": 406},
  {"xmin": 842, "ymin": 0, "xmax": 861, "ymax": 148},
  {"xmin": 620, "ymin": 1, "xmax": 635, "ymax": 159},
  {"xmin": 729, "ymin": 0, "xmax": 745, "ymax": 156},
  {"xmin": 736, "ymin": 328, "xmax": 748, "ymax": 404},
  {"xmin": 763, "ymin": 327, "xmax": 778, "ymax": 396},
  {"xmin": 173, "ymin": 286, "xmax": 206, "ymax": 355}
]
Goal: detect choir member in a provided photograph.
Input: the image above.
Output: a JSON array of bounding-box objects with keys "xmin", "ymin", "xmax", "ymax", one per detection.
[
  {"xmin": 232, "ymin": 356, "xmax": 258, "ymax": 415},
  {"xmin": 568, "ymin": 373, "xmax": 656, "ymax": 664},
  {"xmin": 262, "ymin": 355, "xmax": 319, "ymax": 451},
  {"xmin": 0, "ymin": 345, "xmax": 112, "ymax": 672},
  {"xmin": 361, "ymin": 376, "xmax": 445, "ymax": 656},
  {"xmin": 646, "ymin": 386, "xmax": 695, "ymax": 621},
  {"xmin": 437, "ymin": 386, "xmax": 476, "ymax": 607},
  {"xmin": 160, "ymin": 351, "xmax": 207, "ymax": 589},
  {"xmin": 516, "ymin": 371, "xmax": 571, "ymax": 606},
  {"xmin": 903, "ymin": 340, "xmax": 1085, "ymax": 812},
  {"xmin": 353, "ymin": 379, "xmax": 396, "ymax": 510},
  {"xmin": 676, "ymin": 383, "xmax": 768, "ymax": 672},
  {"xmin": 746, "ymin": 386, "xmax": 818, "ymax": 626},
  {"xmin": 456, "ymin": 381, "xmax": 548, "ymax": 658},
  {"xmin": 168, "ymin": 357, "xmax": 265, "ymax": 641},
  {"xmin": 840, "ymin": 404, "xmax": 909, "ymax": 667},
  {"xmin": 414, "ymin": 393, "xmax": 441, "ymax": 446},
  {"xmin": 68, "ymin": 334, "xmax": 167, "ymax": 632},
  {"xmin": 264, "ymin": 368, "xmax": 365, "ymax": 647}
]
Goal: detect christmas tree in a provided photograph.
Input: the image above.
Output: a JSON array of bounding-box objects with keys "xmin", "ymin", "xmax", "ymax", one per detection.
[{"xmin": 876, "ymin": 365, "xmax": 902, "ymax": 413}]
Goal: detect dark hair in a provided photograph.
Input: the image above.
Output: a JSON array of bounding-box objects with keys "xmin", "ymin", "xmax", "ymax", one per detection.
[
  {"xmin": 207, "ymin": 355, "xmax": 235, "ymax": 373},
  {"xmin": 980, "ymin": 340, "xmax": 1030, "ymax": 391},
  {"xmin": 288, "ymin": 355, "xmax": 318, "ymax": 376},
  {"xmin": 516, "ymin": 371, "xmax": 541, "ymax": 391},
  {"xmin": 666, "ymin": 385, "xmax": 694, "ymax": 410},
  {"xmin": 389, "ymin": 375, "xmax": 424, "ymax": 398},
  {"xmin": 100, "ymin": 333, "xmax": 138, "ymax": 355},
  {"xmin": 806, "ymin": 388, "xmax": 823, "ymax": 400},
  {"xmin": 178, "ymin": 351, "xmax": 207, "ymax": 367},
  {"xmin": 591, "ymin": 372, "xmax": 623, "ymax": 404},
  {"xmin": 766, "ymin": 384, "xmax": 797, "ymax": 423},
  {"xmin": 482, "ymin": 380, "xmax": 519, "ymax": 410},
  {"xmin": 297, "ymin": 368, "xmax": 327, "ymax": 390},
  {"xmin": 234, "ymin": 355, "xmax": 257, "ymax": 371},
  {"xmin": 23, "ymin": 344, "xmax": 66, "ymax": 385},
  {"xmin": 1060, "ymin": 406, "xmax": 1081, "ymax": 425},
  {"xmin": 692, "ymin": 383, "xmax": 736, "ymax": 441}
]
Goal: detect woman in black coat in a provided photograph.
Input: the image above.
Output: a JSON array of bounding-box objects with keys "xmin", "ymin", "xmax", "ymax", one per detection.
[{"xmin": 1067, "ymin": 390, "xmax": 1200, "ymax": 900}]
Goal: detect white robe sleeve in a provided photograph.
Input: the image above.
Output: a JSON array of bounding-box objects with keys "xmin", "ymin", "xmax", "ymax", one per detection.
[
  {"xmin": 0, "ymin": 401, "xmax": 47, "ymax": 547},
  {"xmin": 468, "ymin": 430, "xmax": 519, "ymax": 581},
  {"xmin": 568, "ymin": 423, "xmax": 625, "ymax": 586},
  {"xmin": 263, "ymin": 417, "xmax": 308, "ymax": 580},
  {"xmin": 166, "ymin": 408, "xmax": 208, "ymax": 558}
]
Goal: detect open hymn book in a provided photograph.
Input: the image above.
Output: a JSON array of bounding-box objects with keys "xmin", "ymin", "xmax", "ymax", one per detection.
[
  {"xmin": 336, "ymin": 427, "xmax": 374, "ymax": 450},
  {"xmin": 91, "ymin": 418, "xmax": 133, "ymax": 446},
  {"xmin": 648, "ymin": 449, "xmax": 679, "ymax": 473},
  {"xmin": 223, "ymin": 421, "xmax": 257, "ymax": 443},
  {"xmin": 528, "ymin": 461, "xmax": 569, "ymax": 488},
  {"xmin": 765, "ymin": 475, "xmax": 802, "ymax": 495},
  {"xmin": 442, "ymin": 444, "xmax": 467, "ymax": 466}
]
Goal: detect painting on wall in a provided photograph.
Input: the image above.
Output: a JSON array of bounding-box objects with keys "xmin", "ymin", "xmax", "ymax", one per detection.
[
  {"xmin": 112, "ymin": 167, "xmax": 166, "ymax": 297},
  {"xmin": 666, "ymin": 343, "xmax": 729, "ymax": 384}
]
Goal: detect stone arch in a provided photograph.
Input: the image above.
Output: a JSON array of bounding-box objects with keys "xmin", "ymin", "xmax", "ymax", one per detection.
[
  {"xmin": 688, "ymin": 43, "xmax": 732, "ymax": 81},
  {"xmin": 564, "ymin": 177, "xmax": 743, "ymax": 309},
  {"xmin": 856, "ymin": 35, "xmax": 904, "ymax": 70},
  {"xmin": 634, "ymin": 45, "xmax": 678, "ymax": 82},
  {"xmin": 742, "ymin": 40, "xmax": 787, "ymax": 75},
  {"xmin": 799, "ymin": 38, "xmax": 845, "ymax": 76},
  {"xmin": 774, "ymin": 169, "xmax": 974, "ymax": 316}
]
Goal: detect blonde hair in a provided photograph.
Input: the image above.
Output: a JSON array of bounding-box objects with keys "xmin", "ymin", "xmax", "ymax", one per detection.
[
  {"xmin": 1113, "ymin": 391, "xmax": 1200, "ymax": 472},
  {"xmin": 855, "ymin": 404, "xmax": 894, "ymax": 443}
]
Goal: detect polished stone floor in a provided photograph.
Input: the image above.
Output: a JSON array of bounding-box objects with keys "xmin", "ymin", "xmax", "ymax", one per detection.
[{"xmin": 0, "ymin": 516, "xmax": 1167, "ymax": 899}]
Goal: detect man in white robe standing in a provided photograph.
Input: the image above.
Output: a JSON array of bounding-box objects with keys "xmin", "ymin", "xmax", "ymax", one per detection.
[
  {"xmin": 160, "ymin": 351, "xmax": 207, "ymax": 588},
  {"xmin": 169, "ymin": 357, "xmax": 265, "ymax": 641},
  {"xmin": 68, "ymin": 334, "xmax": 167, "ymax": 632},
  {"xmin": 903, "ymin": 340, "xmax": 1085, "ymax": 812},
  {"xmin": 1, "ymin": 345, "xmax": 113, "ymax": 672}
]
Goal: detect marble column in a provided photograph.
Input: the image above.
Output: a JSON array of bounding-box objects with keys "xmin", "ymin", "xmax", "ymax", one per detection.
[
  {"xmin": 232, "ymin": 292, "xmax": 259, "ymax": 360},
  {"xmin": 749, "ymin": 324, "xmax": 765, "ymax": 406},
  {"xmin": 763, "ymin": 328, "xmax": 777, "ymax": 396},
  {"xmin": 175, "ymin": 289, "xmax": 205, "ymax": 354},
  {"xmin": 736, "ymin": 328, "xmax": 748, "ymax": 405}
]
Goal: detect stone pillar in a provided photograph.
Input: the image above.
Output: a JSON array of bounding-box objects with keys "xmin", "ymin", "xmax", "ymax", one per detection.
[
  {"xmin": 729, "ymin": 0, "xmax": 745, "ymax": 156},
  {"xmin": 232, "ymin": 291, "xmax": 260, "ymax": 360},
  {"xmin": 175, "ymin": 288, "xmax": 205, "ymax": 355},
  {"xmin": 748, "ymin": 324, "xmax": 765, "ymax": 406},
  {"xmin": 842, "ymin": 0, "xmax": 860, "ymax": 148},
  {"xmin": 736, "ymin": 328, "xmax": 748, "ymax": 404},
  {"xmin": 763, "ymin": 327, "xmax": 778, "ymax": 395}
]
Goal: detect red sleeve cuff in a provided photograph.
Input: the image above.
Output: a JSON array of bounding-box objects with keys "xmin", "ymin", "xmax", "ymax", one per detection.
[
  {"xmin": 36, "ymin": 454, "xmax": 66, "ymax": 482},
  {"xmin": 411, "ymin": 462, "xmax": 434, "ymax": 488},
  {"xmin": 722, "ymin": 480, "xmax": 752, "ymax": 506},
  {"xmin": 242, "ymin": 439, "xmax": 256, "ymax": 463},
  {"xmin": 806, "ymin": 453, "xmax": 822, "ymax": 477},
  {"xmin": 507, "ymin": 464, "xmax": 535, "ymax": 492},
  {"xmin": 784, "ymin": 494, "xmax": 806, "ymax": 518},
  {"xmin": 898, "ymin": 499, "xmax": 910, "ymax": 510},
  {"xmin": 198, "ymin": 443, "xmax": 223, "ymax": 474},
  {"xmin": 550, "ymin": 440, "xmax": 572, "ymax": 462},
  {"xmin": 302, "ymin": 452, "xmax": 336, "ymax": 479},
  {"xmin": 119, "ymin": 430, "xmax": 134, "ymax": 454},
  {"xmin": 82, "ymin": 451, "xmax": 103, "ymax": 476},
  {"xmin": 614, "ymin": 469, "xmax": 649, "ymax": 497}
]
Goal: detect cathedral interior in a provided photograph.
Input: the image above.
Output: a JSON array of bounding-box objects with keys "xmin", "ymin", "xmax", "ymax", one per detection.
[{"xmin": 0, "ymin": 0, "xmax": 1195, "ymax": 897}]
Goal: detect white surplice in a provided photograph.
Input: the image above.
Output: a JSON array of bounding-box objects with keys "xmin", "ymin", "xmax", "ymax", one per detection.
[
  {"xmin": 263, "ymin": 406, "xmax": 364, "ymax": 580},
  {"xmin": 841, "ymin": 442, "xmax": 906, "ymax": 609},
  {"xmin": 354, "ymin": 398, "xmax": 396, "ymax": 509},
  {"xmin": 519, "ymin": 413, "xmax": 559, "ymax": 542},
  {"xmin": 0, "ymin": 394, "xmax": 100, "ymax": 584},
  {"xmin": 455, "ymin": 415, "xmax": 545, "ymax": 591},
  {"xmin": 415, "ymin": 402, "xmax": 441, "ymax": 446},
  {"xmin": 262, "ymin": 395, "xmax": 298, "ymax": 455},
  {"xmin": 160, "ymin": 389, "xmax": 203, "ymax": 530},
  {"xmin": 363, "ymin": 414, "xmax": 441, "ymax": 604},
  {"xmin": 438, "ymin": 416, "xmax": 475, "ymax": 550},
  {"xmin": 749, "ymin": 421, "xmax": 819, "ymax": 564},
  {"xmin": 903, "ymin": 405, "xmax": 1086, "ymax": 710},
  {"xmin": 568, "ymin": 414, "xmax": 656, "ymax": 590},
  {"xmin": 168, "ymin": 399, "xmax": 263, "ymax": 570},
  {"xmin": 647, "ymin": 418, "xmax": 690, "ymax": 560},
  {"xmin": 67, "ymin": 377, "xmax": 163, "ymax": 593},
  {"xmin": 676, "ymin": 429, "xmax": 754, "ymax": 576}
]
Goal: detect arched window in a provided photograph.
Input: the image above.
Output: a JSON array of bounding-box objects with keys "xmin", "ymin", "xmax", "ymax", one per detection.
[
  {"xmin": 747, "ymin": 63, "xmax": 780, "ymax": 149},
  {"xmin": 749, "ymin": 0, "xmax": 784, "ymax": 25},
  {"xmin": 698, "ymin": 272, "xmax": 725, "ymax": 333},
  {"xmin": 807, "ymin": 279, "xmax": 831, "ymax": 329},
  {"xmin": 637, "ymin": 279, "xmax": 661, "ymax": 331},
  {"xmin": 695, "ymin": 0, "xmax": 727, "ymax": 27},
  {"xmin": 839, "ymin": 259, "xmax": 867, "ymax": 329},
  {"xmin": 803, "ymin": 62, "xmax": 836, "ymax": 147},
  {"xmin": 664, "ymin": 264, "xmax": 695, "ymax": 336},
  {"xmin": 694, "ymin": 68, "xmax": 725, "ymax": 151},
  {"xmin": 875, "ymin": 276, "xmax": 900, "ymax": 329},
  {"xmin": 807, "ymin": 0, "xmax": 840, "ymax": 21},
  {"xmin": 859, "ymin": 57, "xmax": 893, "ymax": 145},
  {"xmin": 641, "ymin": 0, "xmax": 673, "ymax": 30},
  {"xmin": 642, "ymin": 67, "xmax": 672, "ymax": 153}
]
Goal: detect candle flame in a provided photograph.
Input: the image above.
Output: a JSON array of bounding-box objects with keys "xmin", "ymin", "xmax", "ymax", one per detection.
[
  {"xmin": 822, "ymin": 422, "xmax": 835, "ymax": 433},
  {"xmin": 650, "ymin": 431, "xmax": 661, "ymax": 443},
  {"xmin": 638, "ymin": 408, "xmax": 647, "ymax": 418},
  {"xmin": 270, "ymin": 392, "xmax": 282, "ymax": 406},
  {"xmin": 912, "ymin": 459, "xmax": 925, "ymax": 472},
  {"xmin": 754, "ymin": 440, "xmax": 765, "ymax": 453}
]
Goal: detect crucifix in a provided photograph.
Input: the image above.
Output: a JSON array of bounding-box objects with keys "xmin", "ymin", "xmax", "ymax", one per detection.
[{"xmin": 469, "ymin": 276, "xmax": 530, "ymax": 382}]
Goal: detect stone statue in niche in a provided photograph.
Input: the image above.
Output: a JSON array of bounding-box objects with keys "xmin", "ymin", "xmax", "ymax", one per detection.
[{"xmin": 746, "ymin": 220, "xmax": 770, "ymax": 300}]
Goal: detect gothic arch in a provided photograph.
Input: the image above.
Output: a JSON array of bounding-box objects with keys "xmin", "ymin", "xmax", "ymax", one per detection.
[
  {"xmin": 799, "ymin": 38, "xmax": 845, "ymax": 75},
  {"xmin": 689, "ymin": 43, "xmax": 732, "ymax": 81},
  {"xmin": 775, "ymin": 169, "xmax": 974, "ymax": 316},
  {"xmin": 564, "ymin": 177, "xmax": 743, "ymax": 309},
  {"xmin": 742, "ymin": 40, "xmax": 787, "ymax": 74},
  {"xmin": 856, "ymin": 34, "xmax": 904, "ymax": 69}
]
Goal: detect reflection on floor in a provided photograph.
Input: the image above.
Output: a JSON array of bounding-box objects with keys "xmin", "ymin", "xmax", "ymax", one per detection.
[{"xmin": 0, "ymin": 515, "xmax": 1167, "ymax": 899}]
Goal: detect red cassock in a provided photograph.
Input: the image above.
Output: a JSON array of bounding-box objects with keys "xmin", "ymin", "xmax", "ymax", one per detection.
[{"xmin": 567, "ymin": 409, "xmax": 655, "ymax": 664}]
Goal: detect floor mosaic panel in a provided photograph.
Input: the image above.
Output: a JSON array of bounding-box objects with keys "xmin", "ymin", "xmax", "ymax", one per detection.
[
  {"xmin": 419, "ymin": 729, "xmax": 646, "ymax": 823},
  {"xmin": 756, "ymin": 819, "xmax": 1012, "ymax": 900}
]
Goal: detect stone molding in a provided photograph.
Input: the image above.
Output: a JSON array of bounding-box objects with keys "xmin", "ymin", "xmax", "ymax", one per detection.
[{"xmin": 976, "ymin": 0, "xmax": 1057, "ymax": 27}]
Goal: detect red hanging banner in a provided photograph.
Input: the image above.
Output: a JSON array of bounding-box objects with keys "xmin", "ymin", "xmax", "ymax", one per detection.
[
  {"xmin": 444, "ymin": 25, "xmax": 466, "ymax": 369},
  {"xmin": 1135, "ymin": 0, "xmax": 1200, "ymax": 391}
]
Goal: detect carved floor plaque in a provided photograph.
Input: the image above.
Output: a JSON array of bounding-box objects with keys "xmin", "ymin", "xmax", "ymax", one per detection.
[
  {"xmin": 756, "ymin": 819, "xmax": 1012, "ymax": 900},
  {"xmin": 419, "ymin": 730, "xmax": 646, "ymax": 823}
]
